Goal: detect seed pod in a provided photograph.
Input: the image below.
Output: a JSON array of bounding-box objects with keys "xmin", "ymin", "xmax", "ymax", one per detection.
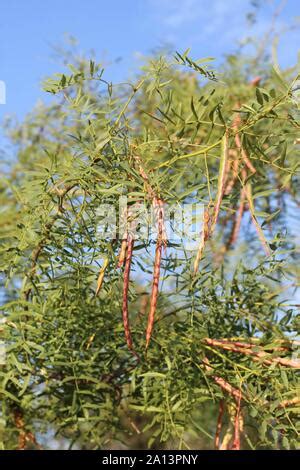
[
  {"xmin": 117, "ymin": 237, "xmax": 128, "ymax": 268},
  {"xmin": 244, "ymin": 182, "xmax": 271, "ymax": 256},
  {"xmin": 234, "ymin": 132, "xmax": 256, "ymax": 175},
  {"xmin": 122, "ymin": 236, "xmax": 134, "ymax": 350},
  {"xmin": 215, "ymin": 400, "xmax": 225, "ymax": 450},
  {"xmin": 232, "ymin": 113, "xmax": 256, "ymax": 175},
  {"xmin": 211, "ymin": 131, "xmax": 229, "ymax": 234},
  {"xmin": 146, "ymin": 238, "xmax": 162, "ymax": 348},
  {"xmin": 224, "ymin": 149, "xmax": 239, "ymax": 195},
  {"xmin": 193, "ymin": 208, "xmax": 211, "ymax": 274},
  {"xmin": 146, "ymin": 198, "xmax": 165, "ymax": 348},
  {"xmin": 231, "ymin": 392, "xmax": 242, "ymax": 450},
  {"xmin": 95, "ymin": 257, "xmax": 109, "ymax": 296},
  {"xmin": 250, "ymin": 76, "xmax": 262, "ymax": 87},
  {"xmin": 225, "ymin": 188, "xmax": 245, "ymax": 250},
  {"xmin": 118, "ymin": 205, "xmax": 128, "ymax": 268}
]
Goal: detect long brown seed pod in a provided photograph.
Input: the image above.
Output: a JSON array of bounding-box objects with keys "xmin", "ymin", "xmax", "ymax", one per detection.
[
  {"xmin": 212, "ymin": 375, "xmax": 242, "ymax": 401},
  {"xmin": 231, "ymin": 392, "xmax": 242, "ymax": 450},
  {"xmin": 232, "ymin": 112, "xmax": 256, "ymax": 175},
  {"xmin": 146, "ymin": 239, "xmax": 162, "ymax": 348},
  {"xmin": 122, "ymin": 236, "xmax": 134, "ymax": 350},
  {"xmin": 225, "ymin": 188, "xmax": 246, "ymax": 250},
  {"xmin": 224, "ymin": 149, "xmax": 239, "ymax": 195},
  {"xmin": 146, "ymin": 198, "xmax": 165, "ymax": 348},
  {"xmin": 131, "ymin": 153, "xmax": 167, "ymax": 347},
  {"xmin": 203, "ymin": 357, "xmax": 243, "ymax": 449},
  {"xmin": 204, "ymin": 338, "xmax": 300, "ymax": 368},
  {"xmin": 215, "ymin": 400, "xmax": 225, "ymax": 449}
]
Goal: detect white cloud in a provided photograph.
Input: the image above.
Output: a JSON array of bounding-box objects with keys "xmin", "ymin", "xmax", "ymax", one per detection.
[
  {"xmin": 148, "ymin": 0, "xmax": 247, "ymax": 29},
  {"xmin": 160, "ymin": 0, "xmax": 200, "ymax": 28},
  {"xmin": 146, "ymin": 0, "xmax": 251, "ymax": 47},
  {"xmin": 143, "ymin": 0, "xmax": 296, "ymax": 72}
]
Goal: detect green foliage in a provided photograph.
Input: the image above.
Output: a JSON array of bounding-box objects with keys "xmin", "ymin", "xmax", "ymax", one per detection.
[{"xmin": 0, "ymin": 41, "xmax": 299, "ymax": 450}]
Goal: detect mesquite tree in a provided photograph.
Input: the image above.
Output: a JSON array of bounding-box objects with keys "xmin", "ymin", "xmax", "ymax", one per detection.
[{"xmin": 0, "ymin": 44, "xmax": 299, "ymax": 450}]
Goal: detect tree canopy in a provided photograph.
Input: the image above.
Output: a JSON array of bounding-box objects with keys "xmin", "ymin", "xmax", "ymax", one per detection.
[{"xmin": 0, "ymin": 38, "xmax": 299, "ymax": 450}]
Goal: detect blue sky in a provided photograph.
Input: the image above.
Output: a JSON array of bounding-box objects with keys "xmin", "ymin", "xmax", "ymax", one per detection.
[{"xmin": 0, "ymin": 0, "xmax": 299, "ymax": 128}]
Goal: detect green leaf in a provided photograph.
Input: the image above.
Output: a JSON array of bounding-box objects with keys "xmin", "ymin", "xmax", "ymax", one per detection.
[
  {"xmin": 256, "ymin": 87, "xmax": 264, "ymax": 105},
  {"xmin": 191, "ymin": 97, "xmax": 199, "ymax": 121}
]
